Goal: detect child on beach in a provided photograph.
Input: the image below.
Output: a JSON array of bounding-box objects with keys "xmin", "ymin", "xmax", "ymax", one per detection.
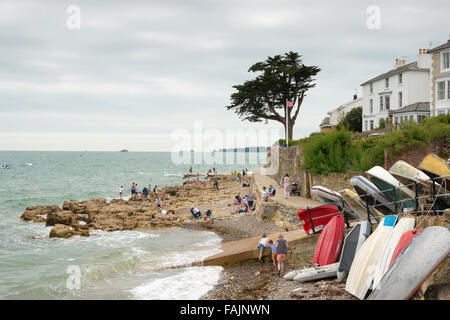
[
  {"xmin": 119, "ymin": 186, "xmax": 124, "ymax": 199},
  {"xmin": 261, "ymin": 187, "xmax": 268, "ymax": 202},
  {"xmin": 268, "ymin": 240, "xmax": 277, "ymax": 267},
  {"xmin": 257, "ymin": 234, "xmax": 268, "ymax": 263},
  {"xmin": 155, "ymin": 197, "xmax": 162, "ymax": 208}
]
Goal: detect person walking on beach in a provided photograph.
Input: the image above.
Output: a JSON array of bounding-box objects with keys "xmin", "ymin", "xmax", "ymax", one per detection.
[
  {"xmin": 214, "ymin": 178, "xmax": 219, "ymax": 190},
  {"xmin": 119, "ymin": 186, "xmax": 124, "ymax": 200},
  {"xmin": 276, "ymin": 234, "xmax": 289, "ymax": 276},
  {"xmin": 189, "ymin": 166, "xmax": 192, "ymax": 174},
  {"xmin": 257, "ymin": 234, "xmax": 268, "ymax": 264},
  {"xmin": 283, "ymin": 174, "xmax": 291, "ymax": 199}
]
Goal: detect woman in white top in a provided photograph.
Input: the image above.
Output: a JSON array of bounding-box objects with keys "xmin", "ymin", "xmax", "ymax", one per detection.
[
  {"xmin": 119, "ymin": 186, "xmax": 124, "ymax": 199},
  {"xmin": 283, "ymin": 174, "xmax": 291, "ymax": 199},
  {"xmin": 258, "ymin": 234, "xmax": 268, "ymax": 263}
]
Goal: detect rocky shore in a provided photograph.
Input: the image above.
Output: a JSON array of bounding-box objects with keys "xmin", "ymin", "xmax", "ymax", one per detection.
[{"xmin": 20, "ymin": 174, "xmax": 253, "ymax": 238}]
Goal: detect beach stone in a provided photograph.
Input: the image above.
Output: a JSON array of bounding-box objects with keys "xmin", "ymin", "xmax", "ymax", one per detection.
[
  {"xmin": 46, "ymin": 210, "xmax": 76, "ymax": 227},
  {"xmin": 21, "ymin": 205, "xmax": 61, "ymax": 222},
  {"xmin": 49, "ymin": 224, "xmax": 73, "ymax": 238}
]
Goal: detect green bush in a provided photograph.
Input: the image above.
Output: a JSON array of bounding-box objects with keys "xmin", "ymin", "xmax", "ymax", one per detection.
[
  {"xmin": 300, "ymin": 115, "xmax": 449, "ymax": 175},
  {"xmin": 302, "ymin": 130, "xmax": 356, "ymax": 175}
]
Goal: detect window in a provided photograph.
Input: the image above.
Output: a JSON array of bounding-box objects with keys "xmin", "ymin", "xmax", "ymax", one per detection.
[
  {"xmin": 380, "ymin": 96, "xmax": 384, "ymax": 111},
  {"xmin": 385, "ymin": 78, "xmax": 389, "ymax": 88},
  {"xmin": 370, "ymin": 99, "xmax": 373, "ymax": 114},
  {"xmin": 417, "ymin": 115, "xmax": 427, "ymax": 125},
  {"xmin": 448, "ymin": 80, "xmax": 450, "ymax": 100},
  {"xmin": 438, "ymin": 81, "xmax": 445, "ymax": 100},
  {"xmin": 394, "ymin": 116, "xmax": 399, "ymax": 124},
  {"xmin": 398, "ymin": 73, "xmax": 403, "ymax": 84},
  {"xmin": 370, "ymin": 120, "xmax": 374, "ymax": 130},
  {"xmin": 385, "ymin": 95, "xmax": 390, "ymax": 110},
  {"xmin": 365, "ymin": 120, "xmax": 368, "ymax": 131},
  {"xmin": 370, "ymin": 83, "xmax": 373, "ymax": 94},
  {"xmin": 438, "ymin": 110, "xmax": 446, "ymax": 115},
  {"xmin": 409, "ymin": 115, "xmax": 414, "ymax": 121},
  {"xmin": 398, "ymin": 92, "xmax": 402, "ymax": 108},
  {"xmin": 442, "ymin": 51, "xmax": 450, "ymax": 70}
]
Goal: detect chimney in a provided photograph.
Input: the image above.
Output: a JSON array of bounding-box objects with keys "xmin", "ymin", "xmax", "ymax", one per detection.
[{"xmin": 417, "ymin": 48, "xmax": 431, "ymax": 68}]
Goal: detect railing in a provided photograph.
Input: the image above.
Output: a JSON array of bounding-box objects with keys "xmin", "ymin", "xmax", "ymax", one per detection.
[{"xmin": 304, "ymin": 174, "xmax": 449, "ymax": 228}]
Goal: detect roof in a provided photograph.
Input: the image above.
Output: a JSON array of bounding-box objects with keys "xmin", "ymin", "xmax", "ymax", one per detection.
[
  {"xmin": 319, "ymin": 116, "xmax": 331, "ymax": 127},
  {"xmin": 360, "ymin": 61, "xmax": 429, "ymax": 86},
  {"xmin": 389, "ymin": 102, "xmax": 430, "ymax": 115},
  {"xmin": 428, "ymin": 40, "xmax": 450, "ymax": 54}
]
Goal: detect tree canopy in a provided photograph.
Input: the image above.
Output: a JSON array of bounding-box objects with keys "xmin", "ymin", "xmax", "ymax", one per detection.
[{"xmin": 226, "ymin": 52, "xmax": 320, "ymax": 140}]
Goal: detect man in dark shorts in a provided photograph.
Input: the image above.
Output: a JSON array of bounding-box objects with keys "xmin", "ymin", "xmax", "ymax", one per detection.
[{"xmin": 213, "ymin": 178, "xmax": 219, "ymax": 190}]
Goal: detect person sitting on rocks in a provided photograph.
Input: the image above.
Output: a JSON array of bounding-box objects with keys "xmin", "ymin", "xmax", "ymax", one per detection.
[
  {"xmin": 190, "ymin": 207, "xmax": 202, "ymax": 219},
  {"xmin": 234, "ymin": 202, "xmax": 248, "ymax": 214},
  {"xmin": 268, "ymin": 185, "xmax": 276, "ymax": 197},
  {"xmin": 242, "ymin": 179, "xmax": 250, "ymax": 187},
  {"xmin": 203, "ymin": 209, "xmax": 213, "ymax": 221}
]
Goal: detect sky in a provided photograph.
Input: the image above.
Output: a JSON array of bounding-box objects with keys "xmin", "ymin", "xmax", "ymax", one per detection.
[{"xmin": 0, "ymin": 0, "xmax": 449, "ymax": 151}]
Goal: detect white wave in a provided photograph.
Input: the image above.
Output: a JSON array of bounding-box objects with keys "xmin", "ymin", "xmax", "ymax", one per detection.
[
  {"xmin": 163, "ymin": 173, "xmax": 183, "ymax": 177},
  {"xmin": 130, "ymin": 266, "xmax": 223, "ymax": 300},
  {"xmin": 139, "ymin": 246, "xmax": 223, "ymax": 271}
]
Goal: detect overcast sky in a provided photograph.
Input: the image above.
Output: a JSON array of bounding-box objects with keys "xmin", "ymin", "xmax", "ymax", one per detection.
[{"xmin": 0, "ymin": 0, "xmax": 449, "ymax": 151}]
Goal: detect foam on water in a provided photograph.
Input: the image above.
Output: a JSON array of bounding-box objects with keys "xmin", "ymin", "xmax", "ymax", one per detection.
[{"xmin": 130, "ymin": 266, "xmax": 223, "ymax": 300}]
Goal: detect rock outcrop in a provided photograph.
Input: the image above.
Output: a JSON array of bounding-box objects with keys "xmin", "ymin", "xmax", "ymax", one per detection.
[{"xmin": 20, "ymin": 174, "xmax": 251, "ymax": 237}]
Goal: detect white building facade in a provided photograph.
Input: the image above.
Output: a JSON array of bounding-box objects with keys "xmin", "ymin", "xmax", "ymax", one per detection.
[
  {"xmin": 361, "ymin": 51, "xmax": 431, "ymax": 131},
  {"xmin": 429, "ymin": 38, "xmax": 450, "ymax": 116}
]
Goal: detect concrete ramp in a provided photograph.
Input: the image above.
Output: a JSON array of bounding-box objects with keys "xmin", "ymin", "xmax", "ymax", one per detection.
[{"xmin": 203, "ymin": 229, "xmax": 308, "ymax": 267}]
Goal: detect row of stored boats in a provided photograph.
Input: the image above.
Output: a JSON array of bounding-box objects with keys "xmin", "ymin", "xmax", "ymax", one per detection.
[{"xmin": 286, "ymin": 154, "xmax": 450, "ymax": 300}]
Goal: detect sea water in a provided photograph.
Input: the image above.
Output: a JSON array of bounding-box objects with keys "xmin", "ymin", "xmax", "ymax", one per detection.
[{"xmin": 0, "ymin": 151, "xmax": 266, "ymax": 299}]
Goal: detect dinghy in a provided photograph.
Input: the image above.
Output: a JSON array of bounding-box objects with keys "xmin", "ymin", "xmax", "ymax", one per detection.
[
  {"xmin": 292, "ymin": 263, "xmax": 339, "ymax": 282},
  {"xmin": 297, "ymin": 205, "xmax": 340, "ymax": 235},
  {"xmin": 350, "ymin": 176, "xmax": 395, "ymax": 215},
  {"xmin": 368, "ymin": 226, "xmax": 450, "ymax": 300},
  {"xmin": 372, "ymin": 217, "xmax": 415, "ymax": 289},
  {"xmin": 337, "ymin": 220, "xmax": 371, "ymax": 282},
  {"xmin": 389, "ymin": 160, "xmax": 450, "ymax": 210},
  {"xmin": 388, "ymin": 229, "xmax": 423, "ymax": 269},
  {"xmin": 345, "ymin": 215, "xmax": 398, "ymax": 300},
  {"xmin": 418, "ymin": 153, "xmax": 450, "ymax": 182},
  {"xmin": 311, "ymin": 186, "xmax": 343, "ymax": 206},
  {"xmin": 340, "ymin": 188, "xmax": 383, "ymax": 220},
  {"xmin": 366, "ymin": 166, "xmax": 416, "ymax": 213},
  {"xmin": 312, "ymin": 214, "xmax": 344, "ymax": 267}
]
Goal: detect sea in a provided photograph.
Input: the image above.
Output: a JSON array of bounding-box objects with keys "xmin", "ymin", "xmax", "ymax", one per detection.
[{"xmin": 0, "ymin": 151, "xmax": 266, "ymax": 300}]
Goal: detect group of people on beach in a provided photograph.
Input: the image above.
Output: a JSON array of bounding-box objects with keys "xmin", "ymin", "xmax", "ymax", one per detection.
[
  {"xmin": 258, "ymin": 233, "xmax": 289, "ymax": 276},
  {"xmin": 119, "ymin": 183, "xmax": 170, "ymax": 220}
]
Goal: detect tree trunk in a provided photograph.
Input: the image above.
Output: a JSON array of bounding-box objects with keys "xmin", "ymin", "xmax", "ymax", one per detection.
[{"xmin": 283, "ymin": 119, "xmax": 294, "ymax": 141}]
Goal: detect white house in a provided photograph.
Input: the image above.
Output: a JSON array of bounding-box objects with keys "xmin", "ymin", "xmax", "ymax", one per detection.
[
  {"xmin": 428, "ymin": 37, "xmax": 450, "ymax": 116},
  {"xmin": 361, "ymin": 50, "xmax": 432, "ymax": 131},
  {"xmin": 320, "ymin": 94, "xmax": 362, "ymax": 132}
]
